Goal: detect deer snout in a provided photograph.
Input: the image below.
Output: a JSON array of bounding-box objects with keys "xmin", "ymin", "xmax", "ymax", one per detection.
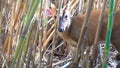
[
  {"xmin": 58, "ymin": 26, "xmax": 65, "ymax": 32},
  {"xmin": 58, "ymin": 17, "xmax": 66, "ymax": 32}
]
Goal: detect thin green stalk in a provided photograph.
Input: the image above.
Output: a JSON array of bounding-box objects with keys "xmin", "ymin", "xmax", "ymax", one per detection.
[
  {"xmin": 0, "ymin": 11, "xmax": 1, "ymax": 34},
  {"xmin": 103, "ymin": 0, "xmax": 115, "ymax": 68},
  {"xmin": 19, "ymin": 22, "xmax": 35, "ymax": 68},
  {"xmin": 10, "ymin": 36, "xmax": 25, "ymax": 68},
  {"xmin": 15, "ymin": 39, "xmax": 25, "ymax": 68},
  {"xmin": 10, "ymin": 0, "xmax": 40, "ymax": 67},
  {"xmin": 30, "ymin": 21, "xmax": 38, "ymax": 68},
  {"xmin": 32, "ymin": 30, "xmax": 39, "ymax": 68},
  {"xmin": 38, "ymin": 0, "xmax": 43, "ymax": 68}
]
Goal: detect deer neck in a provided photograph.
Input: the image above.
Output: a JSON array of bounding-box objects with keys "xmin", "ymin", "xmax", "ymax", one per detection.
[
  {"xmin": 69, "ymin": 16, "xmax": 84, "ymax": 42},
  {"xmin": 57, "ymin": 24, "xmax": 71, "ymax": 41}
]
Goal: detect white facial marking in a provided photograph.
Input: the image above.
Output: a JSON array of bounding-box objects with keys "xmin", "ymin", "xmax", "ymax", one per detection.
[{"xmin": 58, "ymin": 6, "xmax": 72, "ymax": 32}]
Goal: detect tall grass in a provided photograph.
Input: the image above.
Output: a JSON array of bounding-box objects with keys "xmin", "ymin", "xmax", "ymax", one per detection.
[{"xmin": 0, "ymin": 0, "xmax": 119, "ymax": 68}]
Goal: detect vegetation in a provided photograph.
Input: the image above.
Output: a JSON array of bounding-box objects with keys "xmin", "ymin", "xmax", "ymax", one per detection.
[{"xmin": 0, "ymin": 0, "xmax": 119, "ymax": 68}]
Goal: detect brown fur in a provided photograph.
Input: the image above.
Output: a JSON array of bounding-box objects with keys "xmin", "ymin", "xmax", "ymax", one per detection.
[{"xmin": 58, "ymin": 10, "xmax": 120, "ymax": 52}]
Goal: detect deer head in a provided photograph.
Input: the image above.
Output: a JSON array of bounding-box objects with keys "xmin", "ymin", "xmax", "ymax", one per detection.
[
  {"xmin": 58, "ymin": 5, "xmax": 71, "ymax": 32},
  {"xmin": 58, "ymin": 0, "xmax": 79, "ymax": 32},
  {"xmin": 45, "ymin": 0, "xmax": 79, "ymax": 32}
]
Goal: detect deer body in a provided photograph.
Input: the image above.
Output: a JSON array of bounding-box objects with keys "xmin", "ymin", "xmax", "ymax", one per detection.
[{"xmin": 57, "ymin": 10, "xmax": 120, "ymax": 52}]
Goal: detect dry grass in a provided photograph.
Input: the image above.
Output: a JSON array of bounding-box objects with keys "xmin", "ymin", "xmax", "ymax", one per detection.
[{"xmin": 0, "ymin": 0, "xmax": 120, "ymax": 68}]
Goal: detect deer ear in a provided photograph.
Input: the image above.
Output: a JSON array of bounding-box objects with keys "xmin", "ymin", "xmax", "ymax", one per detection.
[
  {"xmin": 45, "ymin": 8, "xmax": 57, "ymax": 17},
  {"xmin": 45, "ymin": 3, "xmax": 56, "ymax": 17},
  {"xmin": 45, "ymin": 8, "xmax": 54, "ymax": 17}
]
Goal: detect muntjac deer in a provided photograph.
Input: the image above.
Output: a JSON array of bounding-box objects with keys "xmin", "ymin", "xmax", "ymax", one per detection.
[{"xmin": 46, "ymin": 2, "xmax": 120, "ymax": 53}]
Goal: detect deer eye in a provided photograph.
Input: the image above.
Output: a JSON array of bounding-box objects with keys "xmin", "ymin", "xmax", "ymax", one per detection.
[{"xmin": 65, "ymin": 15, "xmax": 68, "ymax": 19}]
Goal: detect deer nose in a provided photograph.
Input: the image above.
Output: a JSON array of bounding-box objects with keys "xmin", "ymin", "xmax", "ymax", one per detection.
[{"xmin": 58, "ymin": 27, "xmax": 64, "ymax": 32}]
